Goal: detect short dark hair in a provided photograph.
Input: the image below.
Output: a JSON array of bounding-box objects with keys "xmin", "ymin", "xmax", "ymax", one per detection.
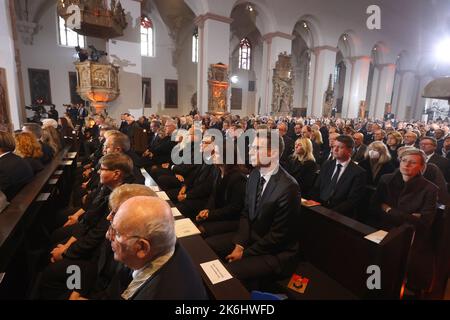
[
  {"xmin": 420, "ymin": 136, "xmax": 437, "ymax": 146},
  {"xmin": 0, "ymin": 131, "xmax": 15, "ymax": 152},
  {"xmin": 256, "ymin": 129, "xmax": 285, "ymax": 158},
  {"xmin": 336, "ymin": 135, "xmax": 354, "ymax": 149},
  {"xmin": 23, "ymin": 123, "xmax": 42, "ymax": 139},
  {"xmin": 99, "ymin": 152, "xmax": 133, "ymax": 179}
]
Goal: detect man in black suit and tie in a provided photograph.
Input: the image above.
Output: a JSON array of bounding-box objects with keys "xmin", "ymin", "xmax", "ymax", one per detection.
[
  {"xmin": 322, "ymin": 132, "xmax": 340, "ymax": 164},
  {"xmin": 351, "ymin": 132, "xmax": 367, "ymax": 163},
  {"xmin": 441, "ymin": 136, "xmax": 450, "ymax": 159},
  {"xmin": 312, "ymin": 135, "xmax": 366, "ymax": 218},
  {"xmin": 420, "ymin": 136, "xmax": 450, "ymax": 182},
  {"xmin": 206, "ymin": 129, "xmax": 301, "ymax": 283},
  {"xmin": 147, "ymin": 120, "xmax": 160, "ymax": 149}
]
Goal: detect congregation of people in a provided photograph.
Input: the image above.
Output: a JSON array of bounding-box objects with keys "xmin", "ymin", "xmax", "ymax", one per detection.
[{"xmin": 2, "ymin": 104, "xmax": 450, "ymax": 299}]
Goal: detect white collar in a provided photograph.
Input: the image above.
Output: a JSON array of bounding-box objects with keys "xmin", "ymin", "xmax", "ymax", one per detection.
[
  {"xmin": 259, "ymin": 163, "xmax": 279, "ymax": 179},
  {"xmin": 0, "ymin": 151, "xmax": 11, "ymax": 159},
  {"xmin": 121, "ymin": 248, "xmax": 175, "ymax": 300},
  {"xmin": 335, "ymin": 157, "xmax": 352, "ymax": 168}
]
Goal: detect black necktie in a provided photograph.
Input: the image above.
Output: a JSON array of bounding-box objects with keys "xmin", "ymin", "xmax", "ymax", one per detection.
[
  {"xmin": 324, "ymin": 164, "xmax": 342, "ymax": 201},
  {"xmin": 255, "ymin": 176, "xmax": 266, "ymax": 213}
]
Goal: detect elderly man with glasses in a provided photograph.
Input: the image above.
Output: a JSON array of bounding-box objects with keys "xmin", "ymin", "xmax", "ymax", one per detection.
[{"xmin": 103, "ymin": 196, "xmax": 207, "ymax": 300}]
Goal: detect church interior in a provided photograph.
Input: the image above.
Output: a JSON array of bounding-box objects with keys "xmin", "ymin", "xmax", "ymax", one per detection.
[{"xmin": 0, "ymin": 0, "xmax": 450, "ymax": 301}]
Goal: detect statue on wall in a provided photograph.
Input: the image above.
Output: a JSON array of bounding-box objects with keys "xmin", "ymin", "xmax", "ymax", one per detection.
[
  {"xmin": 271, "ymin": 52, "xmax": 294, "ymax": 115},
  {"xmin": 323, "ymin": 74, "xmax": 334, "ymax": 117}
]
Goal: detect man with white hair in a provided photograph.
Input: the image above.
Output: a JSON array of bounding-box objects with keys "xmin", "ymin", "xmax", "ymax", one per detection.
[{"xmin": 106, "ymin": 196, "xmax": 207, "ymax": 299}]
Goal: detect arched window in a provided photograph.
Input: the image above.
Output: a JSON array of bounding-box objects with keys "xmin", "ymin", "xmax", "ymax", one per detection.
[
  {"xmin": 192, "ymin": 28, "xmax": 198, "ymax": 63},
  {"xmin": 239, "ymin": 38, "xmax": 251, "ymax": 70},
  {"xmin": 141, "ymin": 16, "xmax": 154, "ymax": 57},
  {"xmin": 57, "ymin": 15, "xmax": 85, "ymax": 47}
]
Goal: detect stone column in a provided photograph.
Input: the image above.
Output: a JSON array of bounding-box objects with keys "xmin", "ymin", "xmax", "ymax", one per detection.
[
  {"xmin": 372, "ymin": 63, "xmax": 396, "ymax": 119},
  {"xmin": 395, "ymin": 70, "xmax": 416, "ymax": 120},
  {"xmin": 194, "ymin": 13, "xmax": 232, "ymax": 115},
  {"xmin": 310, "ymin": 46, "xmax": 338, "ymax": 117},
  {"xmin": 412, "ymin": 75, "xmax": 433, "ymax": 120},
  {"xmin": 106, "ymin": 0, "xmax": 142, "ymax": 120},
  {"xmin": 259, "ymin": 32, "xmax": 294, "ymax": 115},
  {"xmin": 345, "ymin": 56, "xmax": 371, "ymax": 118}
]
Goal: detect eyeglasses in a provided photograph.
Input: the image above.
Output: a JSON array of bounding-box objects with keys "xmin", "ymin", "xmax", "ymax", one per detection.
[
  {"xmin": 108, "ymin": 221, "xmax": 147, "ymax": 242},
  {"xmin": 400, "ymin": 158, "xmax": 420, "ymax": 166}
]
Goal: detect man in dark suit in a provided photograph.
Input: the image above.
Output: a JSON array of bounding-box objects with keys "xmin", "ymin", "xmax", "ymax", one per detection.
[
  {"xmin": 106, "ymin": 196, "xmax": 207, "ymax": 300},
  {"xmin": 0, "ymin": 131, "xmax": 34, "ymax": 200},
  {"xmin": 312, "ymin": 135, "xmax": 366, "ymax": 218},
  {"xmin": 278, "ymin": 122, "xmax": 294, "ymax": 168},
  {"xmin": 147, "ymin": 120, "xmax": 160, "ymax": 149},
  {"xmin": 206, "ymin": 130, "xmax": 301, "ymax": 283},
  {"xmin": 321, "ymin": 132, "xmax": 340, "ymax": 164},
  {"xmin": 352, "ymin": 132, "xmax": 367, "ymax": 163},
  {"xmin": 420, "ymin": 136, "xmax": 450, "ymax": 182},
  {"xmin": 441, "ymin": 136, "xmax": 450, "ymax": 159}
]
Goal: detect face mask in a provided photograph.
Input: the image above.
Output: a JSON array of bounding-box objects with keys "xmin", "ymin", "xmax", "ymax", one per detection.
[{"xmin": 369, "ymin": 150, "xmax": 380, "ymax": 159}]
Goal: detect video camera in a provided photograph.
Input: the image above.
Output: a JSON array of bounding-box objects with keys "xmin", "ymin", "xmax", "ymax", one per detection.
[{"xmin": 25, "ymin": 105, "xmax": 47, "ymax": 113}]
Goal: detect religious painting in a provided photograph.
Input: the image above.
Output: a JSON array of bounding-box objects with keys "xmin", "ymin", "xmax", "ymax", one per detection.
[
  {"xmin": 28, "ymin": 68, "xmax": 52, "ymax": 105},
  {"xmin": 231, "ymin": 87, "xmax": 242, "ymax": 110},
  {"xmin": 165, "ymin": 79, "xmax": 178, "ymax": 108},
  {"xmin": 68, "ymin": 72, "xmax": 84, "ymax": 104},
  {"xmin": 142, "ymin": 78, "xmax": 152, "ymax": 108},
  {"xmin": 0, "ymin": 68, "xmax": 12, "ymax": 132}
]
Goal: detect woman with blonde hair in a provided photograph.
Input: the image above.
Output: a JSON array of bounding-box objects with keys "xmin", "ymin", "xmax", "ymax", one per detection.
[
  {"xmin": 311, "ymin": 127, "xmax": 323, "ymax": 146},
  {"xmin": 42, "ymin": 126, "xmax": 62, "ymax": 154},
  {"xmin": 358, "ymin": 141, "xmax": 395, "ymax": 186},
  {"xmin": 285, "ymin": 137, "xmax": 318, "ymax": 197},
  {"xmin": 14, "ymin": 131, "xmax": 44, "ymax": 173},
  {"xmin": 386, "ymin": 131, "xmax": 403, "ymax": 167}
]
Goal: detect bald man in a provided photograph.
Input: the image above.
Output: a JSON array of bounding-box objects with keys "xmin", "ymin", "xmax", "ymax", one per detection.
[
  {"xmin": 106, "ymin": 196, "xmax": 207, "ymax": 300},
  {"xmin": 351, "ymin": 132, "xmax": 367, "ymax": 163}
]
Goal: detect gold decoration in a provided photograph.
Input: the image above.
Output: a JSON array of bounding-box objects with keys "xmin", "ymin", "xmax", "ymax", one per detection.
[
  {"xmin": 208, "ymin": 63, "xmax": 229, "ymax": 116},
  {"xmin": 57, "ymin": 0, "xmax": 128, "ymax": 39},
  {"xmin": 75, "ymin": 61, "xmax": 120, "ymax": 114}
]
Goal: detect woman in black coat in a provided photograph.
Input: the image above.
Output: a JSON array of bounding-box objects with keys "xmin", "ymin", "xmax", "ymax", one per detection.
[
  {"xmin": 370, "ymin": 148, "xmax": 438, "ymax": 294},
  {"xmin": 285, "ymin": 137, "xmax": 318, "ymax": 198},
  {"xmin": 196, "ymin": 142, "xmax": 247, "ymax": 237},
  {"xmin": 358, "ymin": 141, "xmax": 395, "ymax": 186}
]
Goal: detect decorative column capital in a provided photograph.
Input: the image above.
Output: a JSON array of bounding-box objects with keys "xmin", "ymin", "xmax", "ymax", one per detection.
[
  {"xmin": 349, "ymin": 55, "xmax": 372, "ymax": 65},
  {"xmin": 262, "ymin": 31, "xmax": 295, "ymax": 43},
  {"xmin": 16, "ymin": 20, "xmax": 39, "ymax": 45},
  {"xmin": 194, "ymin": 13, "xmax": 233, "ymax": 29},
  {"xmin": 311, "ymin": 45, "xmax": 339, "ymax": 57}
]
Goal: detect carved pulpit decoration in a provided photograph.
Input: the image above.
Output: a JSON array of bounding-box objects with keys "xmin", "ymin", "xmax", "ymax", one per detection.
[
  {"xmin": 208, "ymin": 63, "xmax": 229, "ymax": 116},
  {"xmin": 271, "ymin": 52, "xmax": 294, "ymax": 115},
  {"xmin": 57, "ymin": 0, "xmax": 128, "ymax": 39},
  {"xmin": 75, "ymin": 61, "xmax": 120, "ymax": 114},
  {"xmin": 323, "ymin": 74, "xmax": 334, "ymax": 117}
]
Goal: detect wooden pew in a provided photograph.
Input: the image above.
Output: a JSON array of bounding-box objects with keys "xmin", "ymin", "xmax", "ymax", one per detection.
[
  {"xmin": 0, "ymin": 147, "xmax": 78, "ymax": 298},
  {"xmin": 142, "ymin": 169, "xmax": 250, "ymax": 300},
  {"xmin": 275, "ymin": 204, "xmax": 414, "ymax": 299}
]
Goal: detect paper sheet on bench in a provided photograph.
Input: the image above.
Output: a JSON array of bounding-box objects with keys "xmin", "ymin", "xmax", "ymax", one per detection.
[
  {"xmin": 54, "ymin": 170, "xmax": 63, "ymax": 175},
  {"xmin": 66, "ymin": 152, "xmax": 77, "ymax": 159},
  {"xmin": 48, "ymin": 178, "xmax": 58, "ymax": 185},
  {"xmin": 150, "ymin": 186, "xmax": 160, "ymax": 192},
  {"xmin": 36, "ymin": 193, "xmax": 51, "ymax": 201},
  {"xmin": 200, "ymin": 260, "xmax": 233, "ymax": 285},
  {"xmin": 364, "ymin": 230, "xmax": 388, "ymax": 244},
  {"xmin": 174, "ymin": 218, "xmax": 201, "ymax": 238},
  {"xmin": 156, "ymin": 191, "xmax": 170, "ymax": 201},
  {"xmin": 171, "ymin": 207, "xmax": 182, "ymax": 217},
  {"xmin": 61, "ymin": 160, "xmax": 73, "ymax": 166}
]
